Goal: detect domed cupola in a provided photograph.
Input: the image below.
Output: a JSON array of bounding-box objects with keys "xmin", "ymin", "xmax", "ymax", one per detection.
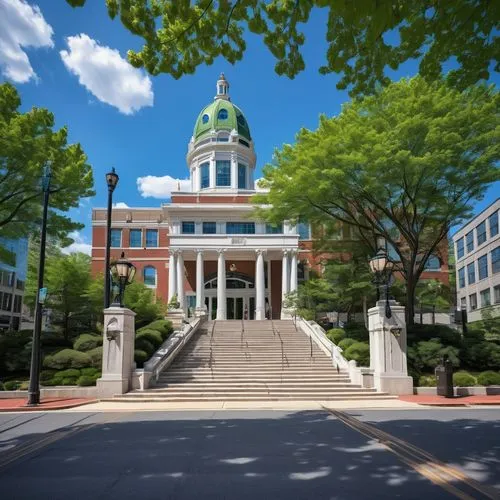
[{"xmin": 187, "ymin": 74, "xmax": 257, "ymax": 193}]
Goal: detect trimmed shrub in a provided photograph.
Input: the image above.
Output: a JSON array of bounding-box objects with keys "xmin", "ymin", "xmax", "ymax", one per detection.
[
  {"xmin": 77, "ymin": 375, "xmax": 96, "ymax": 387},
  {"xmin": 408, "ymin": 339, "xmax": 460, "ymax": 372},
  {"xmin": 19, "ymin": 381, "xmax": 29, "ymax": 390},
  {"xmin": 407, "ymin": 324, "xmax": 461, "ymax": 347},
  {"xmin": 344, "ymin": 342, "xmax": 370, "ymax": 366},
  {"xmin": 87, "ymin": 347, "xmax": 103, "ymax": 368},
  {"xmin": 80, "ymin": 367, "xmax": 99, "ymax": 377},
  {"xmin": 477, "ymin": 371, "xmax": 500, "ymax": 386},
  {"xmin": 55, "ymin": 369, "xmax": 81, "ymax": 379},
  {"xmin": 43, "ymin": 349, "xmax": 91, "ymax": 370},
  {"xmin": 418, "ymin": 375, "xmax": 437, "ymax": 387},
  {"xmin": 0, "ymin": 381, "xmax": 4, "ymax": 391},
  {"xmin": 134, "ymin": 349, "xmax": 148, "ymax": 368},
  {"xmin": 297, "ymin": 308, "xmax": 314, "ymax": 321},
  {"xmin": 453, "ymin": 371, "xmax": 476, "ymax": 387},
  {"xmin": 40, "ymin": 370, "xmax": 57, "ymax": 382},
  {"xmin": 4, "ymin": 380, "xmax": 21, "ymax": 390},
  {"xmin": 41, "ymin": 334, "xmax": 72, "ymax": 350},
  {"xmin": 463, "ymin": 342, "xmax": 500, "ymax": 371},
  {"xmin": 41, "ymin": 379, "xmax": 58, "ymax": 387},
  {"xmin": 61, "ymin": 378, "xmax": 77, "ymax": 386},
  {"xmin": 136, "ymin": 329, "xmax": 163, "ymax": 350},
  {"xmin": 343, "ymin": 322, "xmax": 369, "ymax": 341},
  {"xmin": 135, "ymin": 337, "xmax": 155, "ymax": 356},
  {"xmin": 91, "ymin": 372, "xmax": 101, "ymax": 382},
  {"xmin": 74, "ymin": 334, "xmax": 102, "ymax": 352},
  {"xmin": 326, "ymin": 328, "xmax": 345, "ymax": 345},
  {"xmin": 140, "ymin": 320, "xmax": 174, "ymax": 340},
  {"xmin": 338, "ymin": 338, "xmax": 356, "ymax": 351}
]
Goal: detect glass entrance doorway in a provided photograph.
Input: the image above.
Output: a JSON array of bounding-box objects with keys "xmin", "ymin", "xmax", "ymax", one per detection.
[{"xmin": 227, "ymin": 297, "xmax": 244, "ymax": 319}]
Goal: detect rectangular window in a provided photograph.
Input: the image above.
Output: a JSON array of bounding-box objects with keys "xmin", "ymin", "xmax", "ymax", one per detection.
[
  {"xmin": 216, "ymin": 160, "xmax": 231, "ymax": 186},
  {"xmin": 145, "ymin": 229, "xmax": 158, "ymax": 247},
  {"xmin": 466, "ymin": 231, "xmax": 474, "ymax": 253},
  {"xmin": 469, "ymin": 293, "xmax": 477, "ymax": 311},
  {"xmin": 202, "ymin": 222, "xmax": 217, "ymax": 234},
  {"xmin": 297, "ymin": 221, "xmax": 310, "ymax": 240},
  {"xmin": 181, "ymin": 222, "xmax": 195, "ymax": 234},
  {"xmin": 1, "ymin": 293, "xmax": 12, "ymax": 311},
  {"xmin": 467, "ymin": 262, "xmax": 476, "ymax": 285},
  {"xmin": 200, "ymin": 162, "xmax": 210, "ymax": 189},
  {"xmin": 478, "ymin": 254, "xmax": 488, "ymax": 280},
  {"xmin": 494, "ymin": 285, "xmax": 500, "ymax": 304},
  {"xmin": 129, "ymin": 229, "xmax": 142, "ymax": 248},
  {"xmin": 238, "ymin": 163, "xmax": 247, "ymax": 189},
  {"xmin": 460, "ymin": 297, "xmax": 466, "ymax": 310},
  {"xmin": 489, "ymin": 210, "xmax": 499, "ymax": 237},
  {"xmin": 477, "ymin": 221, "xmax": 487, "ymax": 245},
  {"xmin": 110, "ymin": 229, "xmax": 122, "ymax": 248},
  {"xmin": 226, "ymin": 222, "xmax": 255, "ymax": 234},
  {"xmin": 265, "ymin": 223, "xmax": 283, "ymax": 234},
  {"xmin": 13, "ymin": 295, "xmax": 22, "ymax": 313},
  {"xmin": 456, "ymin": 238, "xmax": 464, "ymax": 259},
  {"xmin": 492, "ymin": 247, "xmax": 500, "ymax": 274},
  {"xmin": 16, "ymin": 280, "xmax": 25, "ymax": 291},
  {"xmin": 480, "ymin": 288, "xmax": 491, "ymax": 308},
  {"xmin": 458, "ymin": 267, "xmax": 465, "ymax": 288}
]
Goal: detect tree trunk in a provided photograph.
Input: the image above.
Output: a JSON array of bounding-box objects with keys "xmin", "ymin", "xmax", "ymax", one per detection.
[
  {"xmin": 420, "ymin": 305, "xmax": 423, "ymax": 324},
  {"xmin": 362, "ymin": 295, "xmax": 368, "ymax": 327},
  {"xmin": 406, "ymin": 277, "xmax": 417, "ymax": 326},
  {"xmin": 432, "ymin": 305, "xmax": 436, "ymax": 325}
]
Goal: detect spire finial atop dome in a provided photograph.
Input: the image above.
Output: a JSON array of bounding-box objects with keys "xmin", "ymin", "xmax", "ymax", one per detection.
[{"xmin": 215, "ymin": 73, "xmax": 230, "ymax": 101}]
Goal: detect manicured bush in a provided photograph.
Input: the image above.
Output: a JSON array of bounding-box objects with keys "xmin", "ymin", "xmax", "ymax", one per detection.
[
  {"xmin": 343, "ymin": 322, "xmax": 369, "ymax": 341},
  {"xmin": 134, "ymin": 349, "xmax": 148, "ymax": 368},
  {"xmin": 87, "ymin": 347, "xmax": 103, "ymax": 368},
  {"xmin": 135, "ymin": 337, "xmax": 155, "ymax": 356},
  {"xmin": 140, "ymin": 320, "xmax": 174, "ymax": 340},
  {"xmin": 0, "ymin": 381, "xmax": 4, "ymax": 391},
  {"xmin": 418, "ymin": 375, "xmax": 437, "ymax": 387},
  {"xmin": 61, "ymin": 378, "xmax": 77, "ymax": 386},
  {"xmin": 40, "ymin": 370, "xmax": 57, "ymax": 382},
  {"xmin": 80, "ymin": 367, "xmax": 99, "ymax": 377},
  {"xmin": 477, "ymin": 371, "xmax": 500, "ymax": 386},
  {"xmin": 326, "ymin": 328, "xmax": 345, "ymax": 344},
  {"xmin": 408, "ymin": 339, "xmax": 460, "ymax": 372},
  {"xmin": 41, "ymin": 379, "xmax": 58, "ymax": 386},
  {"xmin": 55, "ymin": 369, "xmax": 81, "ymax": 379},
  {"xmin": 91, "ymin": 372, "xmax": 101, "ymax": 382},
  {"xmin": 73, "ymin": 334, "xmax": 102, "ymax": 352},
  {"xmin": 344, "ymin": 342, "xmax": 370, "ymax": 366},
  {"xmin": 136, "ymin": 329, "xmax": 163, "ymax": 349},
  {"xmin": 297, "ymin": 308, "xmax": 314, "ymax": 321},
  {"xmin": 19, "ymin": 381, "xmax": 29, "ymax": 390},
  {"xmin": 77, "ymin": 375, "xmax": 96, "ymax": 387},
  {"xmin": 43, "ymin": 349, "xmax": 91, "ymax": 370},
  {"xmin": 338, "ymin": 338, "xmax": 356, "ymax": 351},
  {"xmin": 4, "ymin": 380, "xmax": 21, "ymax": 390},
  {"xmin": 463, "ymin": 342, "xmax": 500, "ymax": 371},
  {"xmin": 453, "ymin": 371, "xmax": 476, "ymax": 387},
  {"xmin": 407, "ymin": 324, "xmax": 461, "ymax": 347},
  {"xmin": 41, "ymin": 334, "xmax": 72, "ymax": 350}
]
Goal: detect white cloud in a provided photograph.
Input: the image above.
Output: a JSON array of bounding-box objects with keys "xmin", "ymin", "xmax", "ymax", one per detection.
[
  {"xmin": 137, "ymin": 175, "xmax": 191, "ymax": 199},
  {"xmin": 61, "ymin": 231, "xmax": 91, "ymax": 256},
  {"xmin": 0, "ymin": 0, "xmax": 54, "ymax": 83},
  {"xmin": 113, "ymin": 202, "xmax": 129, "ymax": 208},
  {"xmin": 60, "ymin": 34, "xmax": 153, "ymax": 115}
]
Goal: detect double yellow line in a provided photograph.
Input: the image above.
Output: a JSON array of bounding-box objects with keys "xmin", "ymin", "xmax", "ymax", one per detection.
[
  {"xmin": 0, "ymin": 412, "xmax": 126, "ymax": 472},
  {"xmin": 325, "ymin": 408, "xmax": 498, "ymax": 500}
]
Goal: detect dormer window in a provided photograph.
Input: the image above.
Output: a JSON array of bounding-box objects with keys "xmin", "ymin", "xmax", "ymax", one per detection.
[
  {"xmin": 218, "ymin": 109, "xmax": 228, "ymax": 120},
  {"xmin": 202, "ymin": 114, "xmax": 209, "ymax": 124}
]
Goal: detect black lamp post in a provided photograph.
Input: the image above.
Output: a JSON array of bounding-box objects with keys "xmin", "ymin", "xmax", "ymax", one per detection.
[
  {"xmin": 110, "ymin": 252, "xmax": 136, "ymax": 307},
  {"xmin": 369, "ymin": 245, "xmax": 395, "ymax": 319},
  {"xmin": 27, "ymin": 163, "xmax": 52, "ymax": 406},
  {"xmin": 104, "ymin": 168, "xmax": 119, "ymax": 309}
]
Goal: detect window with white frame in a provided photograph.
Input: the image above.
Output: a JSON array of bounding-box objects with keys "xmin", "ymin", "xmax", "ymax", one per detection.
[
  {"xmin": 469, "ymin": 293, "xmax": 477, "ymax": 310},
  {"xmin": 200, "ymin": 162, "xmax": 210, "ymax": 189},
  {"xmin": 110, "ymin": 229, "xmax": 122, "ymax": 247},
  {"xmin": 467, "ymin": 262, "xmax": 476, "ymax": 285},
  {"xmin": 466, "ymin": 231, "xmax": 474, "ymax": 253},
  {"xmin": 478, "ymin": 254, "xmax": 488, "ymax": 280},
  {"xmin": 458, "ymin": 267, "xmax": 465, "ymax": 288},
  {"xmin": 145, "ymin": 229, "xmax": 158, "ymax": 247},
  {"xmin": 480, "ymin": 288, "xmax": 491, "ymax": 308},
  {"xmin": 143, "ymin": 266, "xmax": 157, "ymax": 287},
  {"xmin": 182, "ymin": 222, "xmax": 195, "ymax": 234},
  {"xmin": 456, "ymin": 238, "xmax": 464, "ymax": 259},
  {"xmin": 216, "ymin": 160, "xmax": 231, "ymax": 186},
  {"xmin": 129, "ymin": 229, "xmax": 142, "ymax": 248},
  {"xmin": 477, "ymin": 221, "xmax": 487, "ymax": 245},
  {"xmin": 489, "ymin": 211, "xmax": 499, "ymax": 238},
  {"xmin": 494, "ymin": 285, "xmax": 500, "ymax": 304}
]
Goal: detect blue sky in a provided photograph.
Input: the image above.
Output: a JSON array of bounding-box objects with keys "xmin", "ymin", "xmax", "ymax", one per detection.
[{"xmin": 1, "ymin": 0, "xmax": 498, "ymax": 253}]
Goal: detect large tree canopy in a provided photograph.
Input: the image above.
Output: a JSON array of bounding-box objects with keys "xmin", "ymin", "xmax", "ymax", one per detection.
[
  {"xmin": 0, "ymin": 83, "xmax": 94, "ymax": 248},
  {"xmin": 255, "ymin": 77, "xmax": 499, "ymax": 323},
  {"xmin": 66, "ymin": 0, "xmax": 498, "ymax": 96}
]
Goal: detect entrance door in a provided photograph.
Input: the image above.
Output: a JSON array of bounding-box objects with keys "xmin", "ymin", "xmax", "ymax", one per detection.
[
  {"xmin": 249, "ymin": 296, "xmax": 255, "ymax": 320},
  {"xmin": 227, "ymin": 297, "xmax": 235, "ymax": 320},
  {"xmin": 235, "ymin": 297, "xmax": 243, "ymax": 319}
]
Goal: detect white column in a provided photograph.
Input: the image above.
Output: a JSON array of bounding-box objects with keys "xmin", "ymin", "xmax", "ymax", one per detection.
[
  {"xmin": 281, "ymin": 250, "xmax": 289, "ymax": 303},
  {"xmin": 177, "ymin": 251, "xmax": 185, "ymax": 312},
  {"xmin": 255, "ymin": 249, "xmax": 266, "ymax": 320},
  {"xmin": 267, "ymin": 259, "xmax": 272, "ymax": 317},
  {"xmin": 216, "ymin": 249, "xmax": 226, "ymax": 320},
  {"xmin": 195, "ymin": 249, "xmax": 205, "ymax": 315},
  {"xmin": 290, "ymin": 251, "xmax": 298, "ymax": 292},
  {"xmin": 168, "ymin": 250, "xmax": 177, "ymax": 302}
]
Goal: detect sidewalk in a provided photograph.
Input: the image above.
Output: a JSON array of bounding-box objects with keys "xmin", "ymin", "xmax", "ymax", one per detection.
[
  {"xmin": 0, "ymin": 398, "xmax": 97, "ymax": 412},
  {"xmin": 399, "ymin": 394, "xmax": 500, "ymax": 407}
]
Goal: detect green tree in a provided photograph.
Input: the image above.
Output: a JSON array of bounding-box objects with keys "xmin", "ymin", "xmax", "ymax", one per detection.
[
  {"xmin": 255, "ymin": 78, "xmax": 499, "ymax": 325},
  {"xmin": 25, "ymin": 247, "xmax": 92, "ymax": 339},
  {"xmin": 415, "ymin": 279, "xmax": 451, "ymax": 324},
  {"xmin": 0, "ymin": 83, "xmax": 94, "ymax": 254},
  {"xmin": 66, "ymin": 1, "xmax": 498, "ymax": 96}
]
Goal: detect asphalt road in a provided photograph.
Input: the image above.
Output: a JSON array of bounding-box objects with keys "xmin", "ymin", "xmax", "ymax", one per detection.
[{"xmin": 0, "ymin": 408, "xmax": 498, "ymax": 499}]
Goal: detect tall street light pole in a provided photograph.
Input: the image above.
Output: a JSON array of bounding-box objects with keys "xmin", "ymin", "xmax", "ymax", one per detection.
[
  {"xmin": 27, "ymin": 163, "xmax": 52, "ymax": 406},
  {"xmin": 104, "ymin": 168, "xmax": 119, "ymax": 309}
]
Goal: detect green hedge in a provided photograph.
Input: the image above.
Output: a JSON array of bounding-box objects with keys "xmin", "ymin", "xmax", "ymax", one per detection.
[
  {"xmin": 136, "ymin": 329, "xmax": 163, "ymax": 350},
  {"xmin": 43, "ymin": 349, "xmax": 91, "ymax": 369},
  {"xmin": 326, "ymin": 328, "xmax": 345, "ymax": 344},
  {"xmin": 344, "ymin": 342, "xmax": 370, "ymax": 366},
  {"xmin": 74, "ymin": 334, "xmax": 102, "ymax": 352},
  {"xmin": 453, "ymin": 371, "xmax": 477, "ymax": 387},
  {"xmin": 77, "ymin": 375, "xmax": 96, "ymax": 387},
  {"xmin": 343, "ymin": 322, "xmax": 369, "ymax": 341},
  {"xmin": 135, "ymin": 337, "xmax": 155, "ymax": 357},
  {"xmin": 477, "ymin": 371, "xmax": 500, "ymax": 386},
  {"xmin": 86, "ymin": 347, "xmax": 103, "ymax": 368},
  {"xmin": 418, "ymin": 375, "xmax": 437, "ymax": 387},
  {"xmin": 4, "ymin": 380, "xmax": 21, "ymax": 390},
  {"xmin": 338, "ymin": 338, "xmax": 356, "ymax": 351},
  {"xmin": 81, "ymin": 367, "xmax": 99, "ymax": 377},
  {"xmin": 139, "ymin": 320, "xmax": 174, "ymax": 340},
  {"xmin": 134, "ymin": 349, "xmax": 148, "ymax": 368}
]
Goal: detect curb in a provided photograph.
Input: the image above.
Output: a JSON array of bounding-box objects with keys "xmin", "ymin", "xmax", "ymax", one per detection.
[{"xmin": 0, "ymin": 399, "xmax": 98, "ymax": 412}]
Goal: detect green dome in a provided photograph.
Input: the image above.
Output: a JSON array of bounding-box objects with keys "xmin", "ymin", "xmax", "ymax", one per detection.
[{"xmin": 193, "ymin": 98, "xmax": 251, "ymax": 141}]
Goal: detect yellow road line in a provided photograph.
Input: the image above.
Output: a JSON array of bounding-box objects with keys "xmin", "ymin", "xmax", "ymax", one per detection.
[{"xmin": 325, "ymin": 408, "xmax": 498, "ymax": 500}]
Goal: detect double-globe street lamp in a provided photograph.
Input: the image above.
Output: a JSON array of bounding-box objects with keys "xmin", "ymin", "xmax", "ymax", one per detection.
[
  {"xmin": 104, "ymin": 168, "xmax": 119, "ymax": 309},
  {"xmin": 27, "ymin": 163, "xmax": 52, "ymax": 406},
  {"xmin": 369, "ymin": 242, "xmax": 395, "ymax": 319}
]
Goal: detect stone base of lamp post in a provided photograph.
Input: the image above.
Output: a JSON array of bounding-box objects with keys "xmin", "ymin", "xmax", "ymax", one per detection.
[
  {"xmin": 96, "ymin": 307, "xmax": 136, "ymax": 398},
  {"xmin": 368, "ymin": 300, "xmax": 413, "ymax": 395},
  {"xmin": 167, "ymin": 308, "xmax": 185, "ymax": 330}
]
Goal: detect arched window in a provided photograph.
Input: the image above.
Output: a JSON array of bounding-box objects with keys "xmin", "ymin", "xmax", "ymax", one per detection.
[
  {"xmin": 424, "ymin": 255, "xmax": 441, "ymax": 271},
  {"xmin": 143, "ymin": 266, "xmax": 157, "ymax": 287},
  {"xmin": 202, "ymin": 114, "xmax": 209, "ymax": 124},
  {"xmin": 218, "ymin": 109, "xmax": 228, "ymax": 120}
]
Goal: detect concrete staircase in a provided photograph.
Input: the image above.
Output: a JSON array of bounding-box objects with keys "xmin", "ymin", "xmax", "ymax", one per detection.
[{"xmin": 114, "ymin": 320, "xmax": 394, "ymax": 402}]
